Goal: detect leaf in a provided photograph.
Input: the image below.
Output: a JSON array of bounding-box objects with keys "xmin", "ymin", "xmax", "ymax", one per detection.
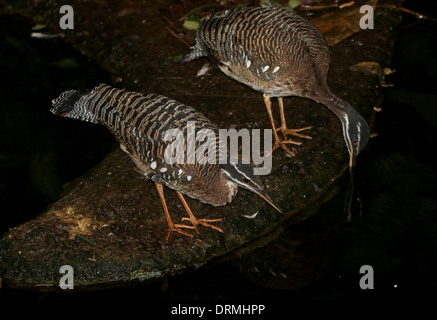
[
  {"xmin": 31, "ymin": 24, "xmax": 46, "ymax": 31},
  {"xmin": 167, "ymin": 54, "xmax": 183, "ymax": 61},
  {"xmin": 288, "ymin": 0, "xmax": 302, "ymax": 9},
  {"xmin": 311, "ymin": 0, "xmax": 378, "ymax": 46},
  {"xmin": 183, "ymin": 20, "xmax": 199, "ymax": 31}
]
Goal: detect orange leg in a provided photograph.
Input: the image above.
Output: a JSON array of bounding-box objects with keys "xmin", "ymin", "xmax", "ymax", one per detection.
[
  {"xmin": 263, "ymin": 94, "xmax": 299, "ymax": 157},
  {"xmin": 154, "ymin": 182, "xmax": 193, "ymax": 240},
  {"xmin": 176, "ymin": 191, "xmax": 223, "ymax": 234},
  {"xmin": 277, "ymin": 97, "xmax": 312, "ymax": 140}
]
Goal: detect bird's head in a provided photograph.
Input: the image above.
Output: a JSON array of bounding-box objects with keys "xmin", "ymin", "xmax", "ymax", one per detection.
[
  {"xmin": 220, "ymin": 159, "xmax": 283, "ymax": 214},
  {"xmin": 341, "ymin": 111, "xmax": 370, "ymax": 167},
  {"xmin": 321, "ymin": 94, "xmax": 371, "ymax": 167}
]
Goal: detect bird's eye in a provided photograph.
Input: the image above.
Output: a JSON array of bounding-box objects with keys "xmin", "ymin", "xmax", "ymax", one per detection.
[
  {"xmin": 352, "ymin": 141, "xmax": 358, "ymax": 146},
  {"xmin": 242, "ymin": 177, "xmax": 250, "ymax": 183}
]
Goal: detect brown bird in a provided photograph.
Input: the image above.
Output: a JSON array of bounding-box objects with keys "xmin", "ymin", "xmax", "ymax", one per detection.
[
  {"xmin": 51, "ymin": 84, "xmax": 281, "ymax": 239},
  {"xmin": 180, "ymin": 6, "xmax": 370, "ymax": 166}
]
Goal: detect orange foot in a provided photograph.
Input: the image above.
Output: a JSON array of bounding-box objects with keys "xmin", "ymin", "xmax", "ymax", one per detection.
[
  {"xmin": 276, "ymin": 125, "xmax": 312, "ymax": 141},
  {"xmin": 177, "ymin": 191, "xmax": 223, "ymax": 234}
]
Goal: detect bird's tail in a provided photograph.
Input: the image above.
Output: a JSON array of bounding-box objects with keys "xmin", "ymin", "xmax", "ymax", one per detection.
[
  {"xmin": 177, "ymin": 36, "xmax": 209, "ymax": 64},
  {"xmin": 177, "ymin": 48, "xmax": 204, "ymax": 63},
  {"xmin": 50, "ymin": 89, "xmax": 100, "ymax": 123}
]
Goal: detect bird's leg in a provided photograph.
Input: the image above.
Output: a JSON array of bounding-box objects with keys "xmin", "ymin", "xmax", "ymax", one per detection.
[
  {"xmin": 263, "ymin": 94, "xmax": 297, "ymax": 157},
  {"xmin": 154, "ymin": 182, "xmax": 194, "ymax": 240},
  {"xmin": 277, "ymin": 97, "xmax": 312, "ymax": 140},
  {"xmin": 176, "ymin": 191, "xmax": 223, "ymax": 234}
]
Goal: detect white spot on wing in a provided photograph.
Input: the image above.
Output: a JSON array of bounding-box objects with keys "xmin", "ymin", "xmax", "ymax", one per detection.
[
  {"xmin": 262, "ymin": 65, "xmax": 270, "ymax": 72},
  {"xmin": 151, "ymin": 161, "xmax": 157, "ymax": 170},
  {"xmin": 160, "ymin": 167, "xmax": 167, "ymax": 173},
  {"xmin": 246, "ymin": 60, "xmax": 251, "ymax": 68},
  {"xmin": 272, "ymin": 66, "xmax": 280, "ymax": 73},
  {"xmin": 187, "ymin": 175, "xmax": 192, "ymax": 181}
]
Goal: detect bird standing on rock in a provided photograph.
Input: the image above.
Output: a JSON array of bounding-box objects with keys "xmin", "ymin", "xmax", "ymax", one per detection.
[
  {"xmin": 51, "ymin": 84, "xmax": 281, "ymax": 239},
  {"xmin": 180, "ymin": 6, "xmax": 370, "ymax": 166}
]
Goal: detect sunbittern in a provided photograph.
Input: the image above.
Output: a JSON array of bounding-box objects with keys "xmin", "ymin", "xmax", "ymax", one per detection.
[
  {"xmin": 180, "ymin": 6, "xmax": 370, "ymax": 166},
  {"xmin": 51, "ymin": 84, "xmax": 281, "ymax": 239}
]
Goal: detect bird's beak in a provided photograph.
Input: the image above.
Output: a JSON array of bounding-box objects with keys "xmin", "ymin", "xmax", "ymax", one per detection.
[
  {"xmin": 254, "ymin": 189, "xmax": 283, "ymax": 215},
  {"xmin": 348, "ymin": 142, "xmax": 359, "ymax": 168},
  {"xmin": 349, "ymin": 151, "xmax": 357, "ymax": 168}
]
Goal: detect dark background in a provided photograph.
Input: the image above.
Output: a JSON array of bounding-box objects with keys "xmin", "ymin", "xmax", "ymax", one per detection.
[{"xmin": 1, "ymin": 0, "xmax": 436, "ymax": 305}]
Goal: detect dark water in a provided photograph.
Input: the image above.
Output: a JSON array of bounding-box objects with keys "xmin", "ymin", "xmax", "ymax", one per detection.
[
  {"xmin": 0, "ymin": 17, "xmax": 114, "ymax": 232},
  {"xmin": 1, "ymin": 1, "xmax": 436, "ymax": 305}
]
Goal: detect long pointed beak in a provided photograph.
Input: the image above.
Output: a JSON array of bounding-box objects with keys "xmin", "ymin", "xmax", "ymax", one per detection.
[
  {"xmin": 255, "ymin": 189, "xmax": 283, "ymax": 215},
  {"xmin": 349, "ymin": 146, "xmax": 360, "ymax": 168},
  {"xmin": 348, "ymin": 141, "xmax": 359, "ymax": 168},
  {"xmin": 349, "ymin": 151, "xmax": 357, "ymax": 168}
]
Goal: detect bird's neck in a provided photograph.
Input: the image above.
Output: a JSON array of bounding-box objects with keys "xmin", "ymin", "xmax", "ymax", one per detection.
[
  {"xmin": 314, "ymin": 88, "xmax": 354, "ymax": 120},
  {"xmin": 191, "ymin": 170, "xmax": 238, "ymax": 206},
  {"xmin": 225, "ymin": 179, "xmax": 239, "ymax": 204},
  {"xmin": 313, "ymin": 89, "xmax": 357, "ymax": 154},
  {"xmin": 212, "ymin": 173, "xmax": 238, "ymax": 205}
]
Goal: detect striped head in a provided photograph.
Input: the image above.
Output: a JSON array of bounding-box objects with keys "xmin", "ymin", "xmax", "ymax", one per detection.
[
  {"xmin": 220, "ymin": 159, "xmax": 282, "ymax": 214},
  {"xmin": 341, "ymin": 109, "xmax": 370, "ymax": 167},
  {"xmin": 321, "ymin": 94, "xmax": 370, "ymax": 167}
]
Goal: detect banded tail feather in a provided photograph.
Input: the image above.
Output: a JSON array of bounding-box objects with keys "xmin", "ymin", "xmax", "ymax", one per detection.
[{"xmin": 50, "ymin": 89, "xmax": 101, "ymax": 123}]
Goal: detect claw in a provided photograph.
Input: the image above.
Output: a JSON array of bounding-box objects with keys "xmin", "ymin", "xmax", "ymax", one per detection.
[
  {"xmin": 155, "ymin": 183, "xmax": 223, "ymax": 239},
  {"xmin": 180, "ymin": 217, "xmax": 223, "ymax": 233},
  {"xmin": 276, "ymin": 126, "xmax": 312, "ymax": 140},
  {"xmin": 262, "ymin": 95, "xmax": 312, "ymax": 156},
  {"xmin": 177, "ymin": 192, "xmax": 223, "ymax": 234}
]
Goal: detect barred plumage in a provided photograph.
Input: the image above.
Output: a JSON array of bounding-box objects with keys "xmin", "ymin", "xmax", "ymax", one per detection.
[
  {"xmin": 51, "ymin": 84, "xmax": 281, "ymax": 239},
  {"xmin": 181, "ymin": 6, "xmax": 328, "ymax": 97},
  {"xmin": 180, "ymin": 6, "xmax": 370, "ymax": 166}
]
